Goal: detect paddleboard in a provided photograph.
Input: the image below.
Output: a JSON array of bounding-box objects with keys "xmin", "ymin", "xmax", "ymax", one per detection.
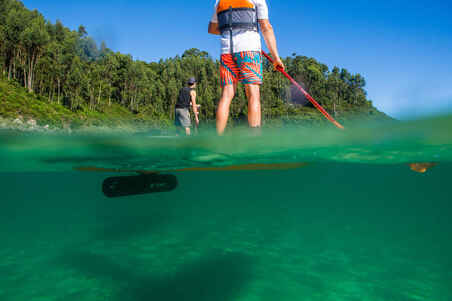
[{"xmin": 76, "ymin": 163, "xmax": 309, "ymax": 198}]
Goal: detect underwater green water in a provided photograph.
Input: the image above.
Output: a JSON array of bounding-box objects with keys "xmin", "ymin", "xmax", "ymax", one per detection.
[{"xmin": 1, "ymin": 116, "xmax": 451, "ymax": 301}]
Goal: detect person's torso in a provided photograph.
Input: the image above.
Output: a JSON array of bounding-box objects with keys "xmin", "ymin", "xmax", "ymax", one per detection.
[
  {"xmin": 175, "ymin": 87, "xmax": 193, "ymax": 109},
  {"xmin": 216, "ymin": 0, "xmax": 263, "ymax": 54}
]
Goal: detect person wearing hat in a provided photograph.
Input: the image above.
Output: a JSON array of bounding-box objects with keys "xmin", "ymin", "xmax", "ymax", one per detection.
[
  {"xmin": 208, "ymin": 0, "xmax": 284, "ymax": 135},
  {"xmin": 175, "ymin": 77, "xmax": 199, "ymax": 136}
]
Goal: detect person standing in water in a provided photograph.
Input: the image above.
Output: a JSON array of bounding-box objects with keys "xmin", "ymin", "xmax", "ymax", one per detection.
[
  {"xmin": 175, "ymin": 77, "xmax": 199, "ymax": 136},
  {"xmin": 208, "ymin": 0, "xmax": 285, "ymax": 135}
]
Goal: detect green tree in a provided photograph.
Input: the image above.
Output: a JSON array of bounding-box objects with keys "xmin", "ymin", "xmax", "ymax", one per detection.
[
  {"xmin": 19, "ymin": 12, "xmax": 50, "ymax": 92},
  {"xmin": 0, "ymin": 0, "xmax": 385, "ymax": 127}
]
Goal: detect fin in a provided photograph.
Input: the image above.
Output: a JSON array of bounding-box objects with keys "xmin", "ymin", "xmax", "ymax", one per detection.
[{"xmin": 102, "ymin": 174, "xmax": 178, "ymax": 198}]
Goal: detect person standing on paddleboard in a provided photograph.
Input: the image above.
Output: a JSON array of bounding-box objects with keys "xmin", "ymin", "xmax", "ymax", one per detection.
[
  {"xmin": 208, "ymin": 0, "xmax": 285, "ymax": 135},
  {"xmin": 175, "ymin": 77, "xmax": 199, "ymax": 136}
]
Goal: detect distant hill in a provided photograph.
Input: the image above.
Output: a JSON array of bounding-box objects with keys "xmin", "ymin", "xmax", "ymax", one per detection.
[{"xmin": 0, "ymin": 0, "xmax": 391, "ymax": 130}]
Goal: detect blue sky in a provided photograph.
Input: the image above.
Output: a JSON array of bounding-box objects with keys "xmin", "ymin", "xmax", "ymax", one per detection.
[{"xmin": 22, "ymin": 0, "xmax": 452, "ymax": 118}]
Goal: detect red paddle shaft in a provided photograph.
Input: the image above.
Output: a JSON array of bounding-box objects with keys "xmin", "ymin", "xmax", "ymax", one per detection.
[{"xmin": 262, "ymin": 51, "xmax": 344, "ymax": 130}]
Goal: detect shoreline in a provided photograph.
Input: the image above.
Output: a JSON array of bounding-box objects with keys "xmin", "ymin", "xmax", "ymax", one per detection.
[{"xmin": 0, "ymin": 116, "xmax": 161, "ymax": 135}]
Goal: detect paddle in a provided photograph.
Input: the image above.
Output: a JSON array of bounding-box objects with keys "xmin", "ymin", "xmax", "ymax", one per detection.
[{"xmin": 262, "ymin": 51, "xmax": 345, "ymax": 130}]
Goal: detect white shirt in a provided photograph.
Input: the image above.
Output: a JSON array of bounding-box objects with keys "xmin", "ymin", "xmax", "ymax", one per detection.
[{"xmin": 211, "ymin": 0, "xmax": 269, "ymax": 54}]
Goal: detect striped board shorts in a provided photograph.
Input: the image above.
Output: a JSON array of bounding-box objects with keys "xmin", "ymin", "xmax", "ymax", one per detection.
[{"xmin": 220, "ymin": 51, "xmax": 263, "ymax": 88}]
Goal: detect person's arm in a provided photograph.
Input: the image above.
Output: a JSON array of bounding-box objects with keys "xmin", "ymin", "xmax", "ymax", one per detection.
[
  {"xmin": 191, "ymin": 90, "xmax": 199, "ymax": 125},
  {"xmin": 208, "ymin": 22, "xmax": 220, "ymax": 35},
  {"xmin": 259, "ymin": 19, "xmax": 285, "ymax": 70},
  {"xmin": 208, "ymin": 3, "xmax": 220, "ymax": 35}
]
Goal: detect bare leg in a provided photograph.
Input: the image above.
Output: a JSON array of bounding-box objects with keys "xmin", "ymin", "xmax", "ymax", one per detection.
[
  {"xmin": 216, "ymin": 84, "xmax": 237, "ymax": 135},
  {"xmin": 185, "ymin": 127, "xmax": 191, "ymax": 136},
  {"xmin": 245, "ymin": 84, "xmax": 261, "ymax": 128}
]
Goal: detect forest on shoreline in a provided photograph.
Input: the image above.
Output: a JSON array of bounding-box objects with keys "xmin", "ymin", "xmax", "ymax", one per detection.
[{"xmin": 0, "ymin": 0, "xmax": 390, "ymax": 130}]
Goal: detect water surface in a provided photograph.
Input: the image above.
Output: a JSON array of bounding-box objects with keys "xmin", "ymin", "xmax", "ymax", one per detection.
[{"xmin": 1, "ymin": 116, "xmax": 451, "ymax": 301}]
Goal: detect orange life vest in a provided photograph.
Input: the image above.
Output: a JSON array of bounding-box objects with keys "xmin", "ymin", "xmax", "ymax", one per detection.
[{"xmin": 216, "ymin": 0, "xmax": 259, "ymax": 36}]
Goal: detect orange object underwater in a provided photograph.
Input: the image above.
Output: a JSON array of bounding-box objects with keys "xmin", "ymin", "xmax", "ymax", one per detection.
[{"xmin": 409, "ymin": 163, "xmax": 437, "ymax": 173}]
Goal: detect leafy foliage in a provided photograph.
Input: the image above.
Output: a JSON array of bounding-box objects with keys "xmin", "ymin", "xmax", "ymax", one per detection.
[{"xmin": 0, "ymin": 0, "xmax": 390, "ymax": 128}]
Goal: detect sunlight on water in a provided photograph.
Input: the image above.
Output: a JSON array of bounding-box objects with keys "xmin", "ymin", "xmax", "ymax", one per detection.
[{"xmin": 1, "ymin": 115, "xmax": 452, "ymax": 173}]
